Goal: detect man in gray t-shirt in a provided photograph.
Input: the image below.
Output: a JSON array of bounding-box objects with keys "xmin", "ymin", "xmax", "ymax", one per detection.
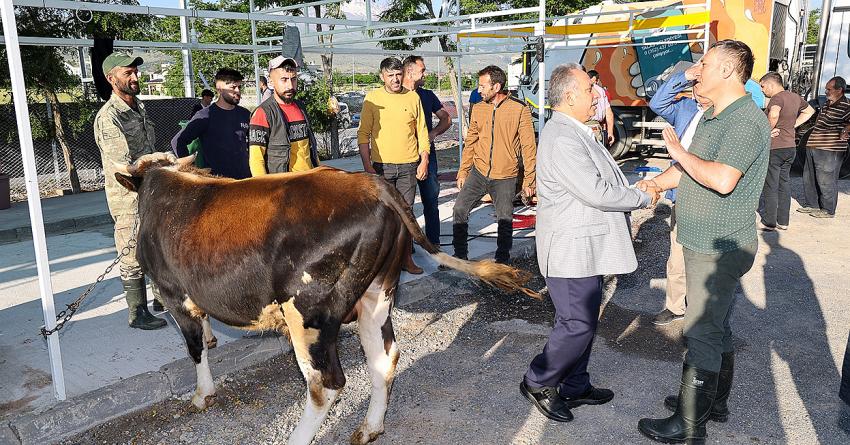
[
  {"xmin": 636, "ymin": 40, "xmax": 770, "ymax": 445},
  {"xmin": 758, "ymin": 72, "xmax": 815, "ymax": 229}
]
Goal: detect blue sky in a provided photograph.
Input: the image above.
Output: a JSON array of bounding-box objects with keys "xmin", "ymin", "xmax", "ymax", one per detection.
[{"xmin": 140, "ymin": 0, "xmax": 177, "ymax": 6}]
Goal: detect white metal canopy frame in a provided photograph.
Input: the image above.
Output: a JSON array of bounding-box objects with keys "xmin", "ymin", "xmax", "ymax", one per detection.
[{"xmin": 1, "ymin": 0, "xmax": 709, "ymax": 402}]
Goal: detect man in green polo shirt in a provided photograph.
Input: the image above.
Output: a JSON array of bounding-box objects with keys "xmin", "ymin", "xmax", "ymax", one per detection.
[{"xmin": 635, "ymin": 40, "xmax": 770, "ymax": 444}]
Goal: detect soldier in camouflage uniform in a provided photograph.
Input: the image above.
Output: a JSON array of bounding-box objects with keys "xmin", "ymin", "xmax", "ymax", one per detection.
[{"xmin": 94, "ymin": 52, "xmax": 167, "ymax": 330}]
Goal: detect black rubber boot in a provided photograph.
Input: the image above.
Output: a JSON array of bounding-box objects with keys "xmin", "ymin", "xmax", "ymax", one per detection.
[
  {"xmin": 495, "ymin": 219, "xmax": 513, "ymax": 264},
  {"xmin": 664, "ymin": 352, "xmax": 734, "ymax": 422},
  {"xmin": 452, "ymin": 223, "xmax": 469, "ymax": 260},
  {"xmin": 124, "ymin": 278, "xmax": 168, "ymax": 330},
  {"xmin": 150, "ymin": 282, "xmax": 166, "ymax": 312},
  {"xmin": 638, "ymin": 364, "xmax": 718, "ymax": 444}
]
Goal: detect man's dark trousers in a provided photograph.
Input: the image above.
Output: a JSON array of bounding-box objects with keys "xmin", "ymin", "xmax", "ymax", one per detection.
[
  {"xmin": 682, "ymin": 242, "xmax": 756, "ymax": 372},
  {"xmin": 760, "ymin": 147, "xmax": 796, "ymax": 227},
  {"xmin": 452, "ymin": 168, "xmax": 516, "ymax": 262},
  {"xmin": 524, "ymin": 275, "xmax": 603, "ymax": 397},
  {"xmin": 802, "ymin": 148, "xmax": 844, "ymax": 215},
  {"xmin": 417, "ymin": 149, "xmax": 440, "ymax": 245}
]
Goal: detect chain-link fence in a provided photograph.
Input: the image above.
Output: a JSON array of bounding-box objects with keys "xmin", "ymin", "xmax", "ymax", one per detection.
[
  {"xmin": 1, "ymin": 84, "xmax": 464, "ymax": 203},
  {"xmin": 0, "ymin": 94, "xmax": 200, "ymax": 202}
]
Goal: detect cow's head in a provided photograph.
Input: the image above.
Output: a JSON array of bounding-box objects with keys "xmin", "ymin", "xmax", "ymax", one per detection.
[{"xmin": 113, "ymin": 152, "xmax": 196, "ymax": 192}]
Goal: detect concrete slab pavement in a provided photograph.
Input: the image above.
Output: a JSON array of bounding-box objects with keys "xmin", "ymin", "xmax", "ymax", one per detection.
[{"xmin": 0, "ymin": 151, "xmax": 558, "ymax": 445}]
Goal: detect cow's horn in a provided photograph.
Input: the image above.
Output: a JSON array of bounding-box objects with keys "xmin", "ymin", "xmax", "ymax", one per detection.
[
  {"xmin": 112, "ymin": 162, "xmax": 131, "ymax": 176},
  {"xmin": 176, "ymin": 154, "xmax": 196, "ymax": 167}
]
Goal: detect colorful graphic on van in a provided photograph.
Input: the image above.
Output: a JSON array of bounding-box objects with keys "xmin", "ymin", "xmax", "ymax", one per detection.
[{"xmin": 581, "ymin": 0, "xmax": 773, "ymax": 107}]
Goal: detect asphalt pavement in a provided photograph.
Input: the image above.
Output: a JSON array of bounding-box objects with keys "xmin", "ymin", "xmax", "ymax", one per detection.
[{"xmin": 2, "ymin": 156, "xmax": 848, "ymax": 444}]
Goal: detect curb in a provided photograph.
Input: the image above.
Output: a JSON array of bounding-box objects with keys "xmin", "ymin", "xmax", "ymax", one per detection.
[
  {"xmin": 1, "ymin": 238, "xmax": 537, "ymax": 445},
  {"xmin": 0, "ymin": 213, "xmax": 113, "ymax": 245}
]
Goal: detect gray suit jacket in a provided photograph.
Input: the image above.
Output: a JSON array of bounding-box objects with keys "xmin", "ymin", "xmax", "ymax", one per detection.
[{"xmin": 536, "ymin": 111, "xmax": 650, "ymax": 278}]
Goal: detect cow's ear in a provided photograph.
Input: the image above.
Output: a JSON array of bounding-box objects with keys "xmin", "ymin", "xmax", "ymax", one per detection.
[{"xmin": 114, "ymin": 172, "xmax": 142, "ymax": 192}]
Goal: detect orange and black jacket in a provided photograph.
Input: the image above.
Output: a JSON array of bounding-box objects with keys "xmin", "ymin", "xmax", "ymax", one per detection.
[{"xmin": 459, "ymin": 94, "xmax": 537, "ymax": 189}]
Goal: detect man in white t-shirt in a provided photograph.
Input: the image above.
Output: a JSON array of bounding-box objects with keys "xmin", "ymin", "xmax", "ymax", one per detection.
[{"xmin": 647, "ymin": 63, "xmax": 712, "ymax": 326}]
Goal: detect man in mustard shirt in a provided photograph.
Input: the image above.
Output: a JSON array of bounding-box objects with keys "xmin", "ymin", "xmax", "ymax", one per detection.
[{"xmin": 358, "ymin": 57, "xmax": 431, "ymax": 274}]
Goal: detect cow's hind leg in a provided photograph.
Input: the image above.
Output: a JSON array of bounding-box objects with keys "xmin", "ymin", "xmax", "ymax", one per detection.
[
  {"xmin": 351, "ymin": 279, "xmax": 400, "ymax": 445},
  {"xmin": 170, "ymin": 303, "xmax": 216, "ymax": 410},
  {"xmin": 283, "ymin": 299, "xmax": 345, "ymax": 445}
]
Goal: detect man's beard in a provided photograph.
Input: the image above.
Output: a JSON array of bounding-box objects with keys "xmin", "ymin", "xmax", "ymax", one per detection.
[
  {"xmin": 222, "ymin": 93, "xmax": 240, "ymax": 106},
  {"xmin": 276, "ymin": 90, "xmax": 295, "ymax": 103},
  {"xmin": 118, "ymin": 81, "xmax": 139, "ymax": 97}
]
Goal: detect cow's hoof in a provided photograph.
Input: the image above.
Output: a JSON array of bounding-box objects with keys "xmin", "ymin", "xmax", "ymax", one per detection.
[
  {"xmin": 206, "ymin": 336, "xmax": 218, "ymax": 349},
  {"xmin": 191, "ymin": 392, "xmax": 217, "ymax": 410},
  {"xmin": 350, "ymin": 424, "xmax": 383, "ymax": 444}
]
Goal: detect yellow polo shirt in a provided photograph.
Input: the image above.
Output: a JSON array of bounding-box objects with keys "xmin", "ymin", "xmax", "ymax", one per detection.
[{"xmin": 357, "ymin": 87, "xmax": 430, "ymax": 164}]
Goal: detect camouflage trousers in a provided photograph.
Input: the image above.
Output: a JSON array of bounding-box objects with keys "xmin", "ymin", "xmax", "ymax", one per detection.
[{"xmin": 113, "ymin": 213, "xmax": 144, "ymax": 280}]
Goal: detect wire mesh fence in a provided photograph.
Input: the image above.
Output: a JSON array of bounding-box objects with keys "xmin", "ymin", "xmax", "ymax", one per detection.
[{"xmin": 1, "ymin": 92, "xmax": 200, "ymax": 202}]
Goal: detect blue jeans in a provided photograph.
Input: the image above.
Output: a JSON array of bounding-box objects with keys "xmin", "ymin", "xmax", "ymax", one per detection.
[{"xmin": 417, "ymin": 150, "xmax": 440, "ymax": 245}]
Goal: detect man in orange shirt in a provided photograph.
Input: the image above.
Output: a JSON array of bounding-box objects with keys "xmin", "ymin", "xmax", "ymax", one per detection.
[{"xmin": 249, "ymin": 56, "xmax": 320, "ymax": 175}]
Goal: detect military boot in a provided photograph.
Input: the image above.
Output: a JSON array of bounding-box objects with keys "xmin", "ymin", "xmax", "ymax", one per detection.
[
  {"xmin": 149, "ymin": 282, "xmax": 166, "ymax": 312},
  {"xmin": 495, "ymin": 219, "xmax": 513, "ymax": 264},
  {"xmin": 124, "ymin": 278, "xmax": 168, "ymax": 330},
  {"xmin": 452, "ymin": 223, "xmax": 469, "ymax": 260}
]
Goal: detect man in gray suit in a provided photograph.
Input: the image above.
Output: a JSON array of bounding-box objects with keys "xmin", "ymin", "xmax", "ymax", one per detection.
[{"xmin": 520, "ymin": 63, "xmax": 659, "ymax": 422}]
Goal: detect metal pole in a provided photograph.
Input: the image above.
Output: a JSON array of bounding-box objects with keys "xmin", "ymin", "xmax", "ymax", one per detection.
[
  {"xmin": 452, "ymin": 1, "xmax": 464, "ymax": 163},
  {"xmin": 366, "ymin": 0, "xmax": 372, "ymax": 27},
  {"xmin": 810, "ymin": 0, "xmax": 834, "ymax": 101},
  {"xmin": 536, "ymin": 0, "xmax": 546, "ymax": 131},
  {"xmin": 703, "ymin": 0, "xmax": 710, "ymax": 54},
  {"xmin": 0, "ymin": 0, "xmax": 66, "ymax": 401},
  {"xmin": 179, "ymin": 0, "xmax": 195, "ymax": 97},
  {"xmin": 250, "ymin": 0, "xmax": 261, "ymax": 105}
]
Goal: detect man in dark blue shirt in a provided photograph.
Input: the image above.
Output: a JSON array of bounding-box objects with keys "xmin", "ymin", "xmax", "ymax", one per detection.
[
  {"xmin": 402, "ymin": 55, "xmax": 452, "ymax": 246},
  {"xmin": 172, "ymin": 68, "xmax": 251, "ymax": 179}
]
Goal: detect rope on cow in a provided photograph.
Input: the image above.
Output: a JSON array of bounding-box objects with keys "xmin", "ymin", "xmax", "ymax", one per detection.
[{"xmin": 40, "ymin": 215, "xmax": 140, "ymax": 338}]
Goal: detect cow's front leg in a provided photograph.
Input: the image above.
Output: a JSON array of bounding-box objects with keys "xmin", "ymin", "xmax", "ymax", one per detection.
[
  {"xmin": 202, "ymin": 314, "xmax": 218, "ymax": 349},
  {"xmin": 282, "ymin": 299, "xmax": 345, "ymax": 445},
  {"xmin": 171, "ymin": 302, "xmax": 216, "ymax": 410},
  {"xmin": 351, "ymin": 281, "xmax": 400, "ymax": 445}
]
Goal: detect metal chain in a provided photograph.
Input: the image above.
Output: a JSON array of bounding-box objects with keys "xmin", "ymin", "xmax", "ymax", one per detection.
[{"xmin": 40, "ymin": 216, "xmax": 140, "ymax": 338}]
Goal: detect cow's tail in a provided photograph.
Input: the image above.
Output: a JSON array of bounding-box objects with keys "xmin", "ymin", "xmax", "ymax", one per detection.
[{"xmin": 380, "ymin": 181, "xmax": 541, "ymax": 300}]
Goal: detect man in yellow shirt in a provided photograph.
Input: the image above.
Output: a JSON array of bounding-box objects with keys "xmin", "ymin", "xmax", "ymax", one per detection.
[
  {"xmin": 249, "ymin": 55, "xmax": 319, "ymax": 175},
  {"xmin": 358, "ymin": 57, "xmax": 430, "ymax": 274}
]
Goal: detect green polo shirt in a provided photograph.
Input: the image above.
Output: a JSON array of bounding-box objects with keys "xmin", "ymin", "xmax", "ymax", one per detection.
[{"xmin": 676, "ymin": 94, "xmax": 770, "ymax": 254}]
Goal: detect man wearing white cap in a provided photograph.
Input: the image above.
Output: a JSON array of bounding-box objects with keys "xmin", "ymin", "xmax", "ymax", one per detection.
[{"xmin": 248, "ymin": 56, "xmax": 320, "ymax": 175}]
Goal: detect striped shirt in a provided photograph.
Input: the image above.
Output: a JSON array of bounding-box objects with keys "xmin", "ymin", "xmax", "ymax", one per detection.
[{"xmin": 806, "ymin": 96, "xmax": 850, "ymax": 151}]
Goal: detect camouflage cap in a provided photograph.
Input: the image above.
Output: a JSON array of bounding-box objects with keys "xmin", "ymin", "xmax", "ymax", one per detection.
[{"xmin": 102, "ymin": 52, "xmax": 144, "ymax": 76}]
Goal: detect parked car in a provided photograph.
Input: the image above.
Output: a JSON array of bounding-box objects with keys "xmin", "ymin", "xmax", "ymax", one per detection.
[
  {"xmin": 337, "ymin": 102, "xmax": 353, "ymax": 129},
  {"xmin": 351, "ymin": 112, "xmax": 360, "ymax": 128},
  {"xmin": 337, "ymin": 92, "xmax": 365, "ymax": 113}
]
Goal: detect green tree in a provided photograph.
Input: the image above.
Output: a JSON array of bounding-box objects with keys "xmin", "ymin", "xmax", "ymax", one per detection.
[
  {"xmin": 158, "ymin": 0, "xmax": 349, "ymax": 157},
  {"xmin": 159, "ymin": 0, "xmax": 281, "ymax": 98},
  {"xmin": 0, "ymin": 0, "xmax": 153, "ymax": 193},
  {"xmin": 807, "ymin": 8, "xmax": 820, "ymax": 45}
]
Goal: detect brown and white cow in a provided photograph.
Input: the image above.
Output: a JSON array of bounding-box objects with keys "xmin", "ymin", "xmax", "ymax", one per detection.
[{"xmin": 113, "ymin": 153, "xmax": 538, "ymax": 445}]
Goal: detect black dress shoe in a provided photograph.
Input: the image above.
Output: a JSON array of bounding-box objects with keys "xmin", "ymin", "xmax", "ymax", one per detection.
[
  {"xmin": 520, "ymin": 381, "xmax": 574, "ymax": 422},
  {"xmin": 561, "ymin": 386, "xmax": 614, "ymax": 409}
]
